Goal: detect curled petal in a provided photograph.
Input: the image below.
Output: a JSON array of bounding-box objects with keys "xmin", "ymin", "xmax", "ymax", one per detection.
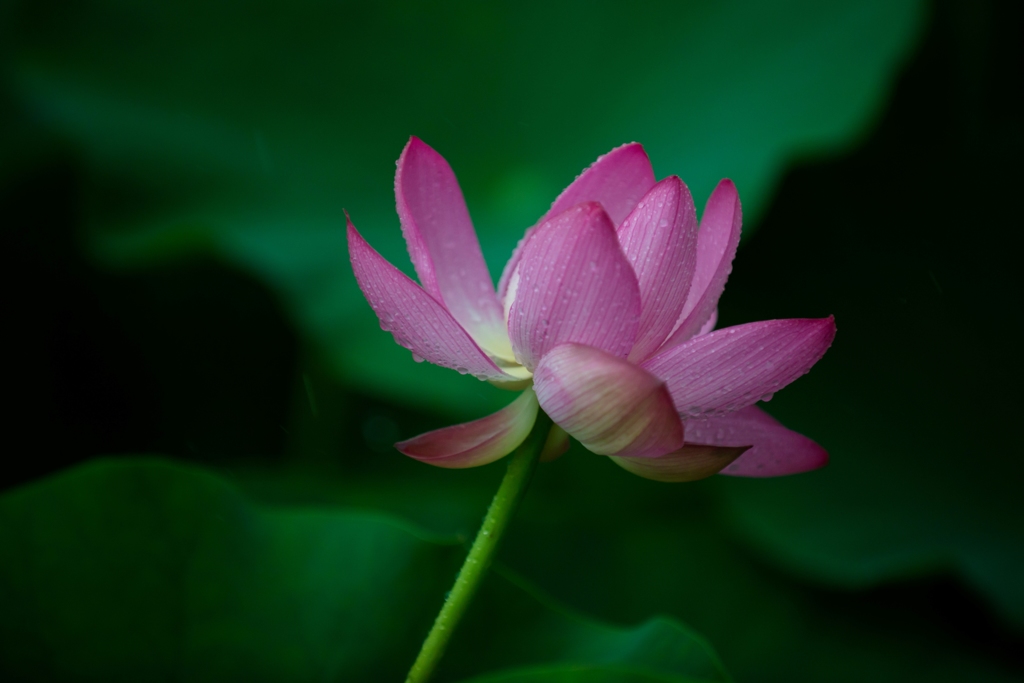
[
  {"xmin": 396, "ymin": 389, "xmax": 539, "ymax": 468},
  {"xmin": 507, "ymin": 203, "xmax": 641, "ymax": 370},
  {"xmin": 685, "ymin": 406, "xmax": 828, "ymax": 477},
  {"xmin": 533, "ymin": 343, "xmax": 683, "ymax": 458},
  {"xmin": 611, "ymin": 445, "xmax": 749, "ymax": 483},
  {"xmin": 498, "ymin": 142, "xmax": 656, "ymax": 302},
  {"xmin": 660, "ymin": 180, "xmax": 742, "ymax": 351},
  {"xmin": 396, "ymin": 137, "xmax": 512, "ymax": 358},
  {"xmin": 347, "ymin": 216, "xmax": 512, "ymax": 381},
  {"xmin": 618, "ymin": 177, "xmax": 699, "ymax": 362},
  {"xmin": 643, "ymin": 317, "xmax": 836, "ymax": 417}
]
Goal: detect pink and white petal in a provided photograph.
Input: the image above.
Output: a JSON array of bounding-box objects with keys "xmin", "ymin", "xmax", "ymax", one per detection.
[
  {"xmin": 660, "ymin": 180, "xmax": 742, "ymax": 351},
  {"xmin": 618, "ymin": 177, "xmax": 699, "ymax": 363},
  {"xmin": 396, "ymin": 137, "xmax": 510, "ymax": 356},
  {"xmin": 643, "ymin": 317, "xmax": 837, "ymax": 417},
  {"xmin": 507, "ymin": 203, "xmax": 641, "ymax": 370},
  {"xmin": 497, "ymin": 142, "xmax": 656, "ymax": 301},
  {"xmin": 611, "ymin": 445, "xmax": 749, "ymax": 483},
  {"xmin": 533, "ymin": 343, "xmax": 683, "ymax": 458},
  {"xmin": 685, "ymin": 406, "xmax": 828, "ymax": 477},
  {"xmin": 347, "ymin": 216, "xmax": 512, "ymax": 381},
  {"xmin": 396, "ymin": 389, "xmax": 539, "ymax": 469}
]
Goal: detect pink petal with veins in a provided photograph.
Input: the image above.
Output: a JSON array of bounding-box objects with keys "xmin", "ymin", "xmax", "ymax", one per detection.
[
  {"xmin": 643, "ymin": 317, "xmax": 836, "ymax": 417},
  {"xmin": 396, "ymin": 137, "xmax": 509, "ymax": 354},
  {"xmin": 397, "ymin": 389, "xmax": 539, "ymax": 468},
  {"xmin": 611, "ymin": 445, "xmax": 749, "ymax": 482},
  {"xmin": 660, "ymin": 179, "xmax": 742, "ymax": 351},
  {"xmin": 618, "ymin": 177, "xmax": 699, "ymax": 363},
  {"xmin": 498, "ymin": 142, "xmax": 655, "ymax": 301},
  {"xmin": 697, "ymin": 309, "xmax": 718, "ymax": 337},
  {"xmin": 507, "ymin": 203, "xmax": 641, "ymax": 370},
  {"xmin": 347, "ymin": 216, "xmax": 511, "ymax": 381},
  {"xmin": 685, "ymin": 406, "xmax": 829, "ymax": 477},
  {"xmin": 533, "ymin": 343, "xmax": 683, "ymax": 458}
]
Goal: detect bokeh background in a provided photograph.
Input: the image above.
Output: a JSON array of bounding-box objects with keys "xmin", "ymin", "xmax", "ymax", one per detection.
[{"xmin": 2, "ymin": 0, "xmax": 1022, "ymax": 681}]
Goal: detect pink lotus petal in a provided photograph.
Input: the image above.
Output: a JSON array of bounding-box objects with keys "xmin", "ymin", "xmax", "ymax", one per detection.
[
  {"xmin": 396, "ymin": 137, "xmax": 510, "ymax": 355},
  {"xmin": 643, "ymin": 317, "xmax": 837, "ymax": 417},
  {"xmin": 618, "ymin": 177, "xmax": 699, "ymax": 363},
  {"xmin": 685, "ymin": 406, "xmax": 829, "ymax": 477},
  {"xmin": 660, "ymin": 180, "xmax": 742, "ymax": 351},
  {"xmin": 533, "ymin": 343, "xmax": 683, "ymax": 458},
  {"xmin": 507, "ymin": 203, "xmax": 641, "ymax": 370},
  {"xmin": 497, "ymin": 142, "xmax": 656, "ymax": 302},
  {"xmin": 347, "ymin": 216, "xmax": 511, "ymax": 381},
  {"xmin": 396, "ymin": 389, "xmax": 539, "ymax": 468},
  {"xmin": 611, "ymin": 445, "xmax": 749, "ymax": 483},
  {"xmin": 545, "ymin": 142, "xmax": 657, "ymax": 226},
  {"xmin": 698, "ymin": 308, "xmax": 718, "ymax": 337}
]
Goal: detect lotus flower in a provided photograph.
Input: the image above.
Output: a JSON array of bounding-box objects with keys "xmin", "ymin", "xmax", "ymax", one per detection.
[{"xmin": 347, "ymin": 138, "xmax": 836, "ymax": 481}]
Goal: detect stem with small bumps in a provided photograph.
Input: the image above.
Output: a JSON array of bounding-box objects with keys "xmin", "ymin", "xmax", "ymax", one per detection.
[{"xmin": 404, "ymin": 410, "xmax": 553, "ymax": 683}]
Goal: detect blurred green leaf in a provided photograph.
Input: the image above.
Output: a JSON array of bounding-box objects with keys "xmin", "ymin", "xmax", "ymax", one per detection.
[
  {"xmin": 0, "ymin": 458, "xmax": 454, "ymax": 680},
  {"xmin": 5, "ymin": 0, "xmax": 924, "ymax": 415},
  {"xmin": 227, "ymin": 439, "xmax": 1023, "ymax": 683},
  {"xmin": 445, "ymin": 565, "xmax": 729, "ymax": 683},
  {"xmin": 0, "ymin": 458, "xmax": 728, "ymax": 682},
  {"xmin": 505, "ymin": 448, "xmax": 1024, "ymax": 683}
]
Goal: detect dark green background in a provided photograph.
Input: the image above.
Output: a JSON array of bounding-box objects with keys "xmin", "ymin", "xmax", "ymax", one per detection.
[{"xmin": 2, "ymin": 0, "xmax": 1022, "ymax": 681}]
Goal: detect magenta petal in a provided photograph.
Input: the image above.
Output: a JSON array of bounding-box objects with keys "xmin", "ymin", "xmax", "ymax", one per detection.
[
  {"xmin": 347, "ymin": 216, "xmax": 511, "ymax": 381},
  {"xmin": 497, "ymin": 142, "xmax": 656, "ymax": 302},
  {"xmin": 533, "ymin": 343, "xmax": 683, "ymax": 458},
  {"xmin": 544, "ymin": 142, "xmax": 657, "ymax": 226},
  {"xmin": 618, "ymin": 177, "xmax": 699, "ymax": 363},
  {"xmin": 660, "ymin": 180, "xmax": 742, "ymax": 351},
  {"xmin": 697, "ymin": 309, "xmax": 718, "ymax": 337},
  {"xmin": 396, "ymin": 137, "xmax": 509, "ymax": 354},
  {"xmin": 611, "ymin": 445, "xmax": 749, "ymax": 483},
  {"xmin": 686, "ymin": 406, "xmax": 829, "ymax": 477},
  {"xmin": 643, "ymin": 317, "xmax": 837, "ymax": 417},
  {"xmin": 507, "ymin": 203, "xmax": 641, "ymax": 370},
  {"xmin": 396, "ymin": 389, "xmax": 539, "ymax": 468}
]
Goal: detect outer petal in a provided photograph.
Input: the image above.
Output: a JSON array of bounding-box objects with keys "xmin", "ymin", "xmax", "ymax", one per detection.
[
  {"xmin": 685, "ymin": 406, "xmax": 829, "ymax": 477},
  {"xmin": 533, "ymin": 343, "xmax": 683, "ymax": 458},
  {"xmin": 611, "ymin": 445, "xmax": 749, "ymax": 482},
  {"xmin": 643, "ymin": 317, "xmax": 837, "ymax": 417},
  {"xmin": 660, "ymin": 180, "xmax": 742, "ymax": 351},
  {"xmin": 497, "ymin": 142, "xmax": 656, "ymax": 301},
  {"xmin": 507, "ymin": 203, "xmax": 641, "ymax": 370},
  {"xmin": 396, "ymin": 137, "xmax": 511, "ymax": 357},
  {"xmin": 618, "ymin": 177, "xmax": 699, "ymax": 363},
  {"xmin": 347, "ymin": 216, "xmax": 512, "ymax": 381},
  {"xmin": 396, "ymin": 389, "xmax": 539, "ymax": 469}
]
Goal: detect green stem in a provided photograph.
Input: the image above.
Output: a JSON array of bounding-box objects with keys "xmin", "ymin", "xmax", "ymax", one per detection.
[{"xmin": 404, "ymin": 410, "xmax": 553, "ymax": 683}]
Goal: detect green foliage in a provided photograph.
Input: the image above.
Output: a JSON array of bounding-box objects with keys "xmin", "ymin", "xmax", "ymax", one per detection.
[
  {"xmin": 0, "ymin": 459, "xmax": 729, "ymax": 682},
  {"xmin": 5, "ymin": 0, "xmax": 925, "ymax": 416}
]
